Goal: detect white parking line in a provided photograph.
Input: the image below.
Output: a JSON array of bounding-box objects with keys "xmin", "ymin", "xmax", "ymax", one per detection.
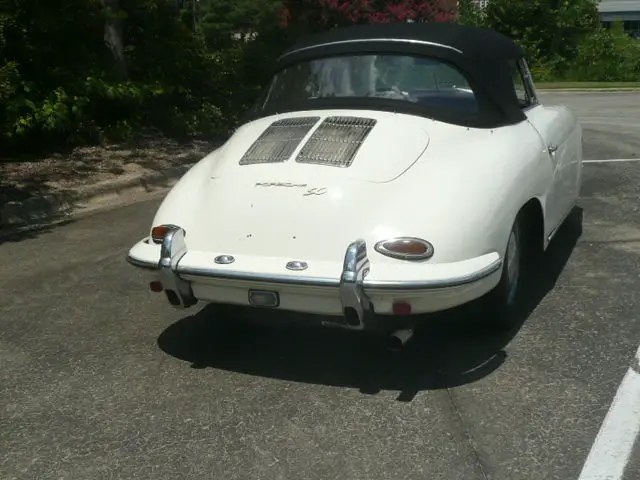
[
  {"xmin": 583, "ymin": 158, "xmax": 640, "ymax": 164},
  {"xmin": 578, "ymin": 345, "xmax": 640, "ymax": 480}
]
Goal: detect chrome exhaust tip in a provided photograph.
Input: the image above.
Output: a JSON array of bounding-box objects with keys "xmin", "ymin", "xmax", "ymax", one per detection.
[{"xmin": 387, "ymin": 328, "xmax": 414, "ymax": 351}]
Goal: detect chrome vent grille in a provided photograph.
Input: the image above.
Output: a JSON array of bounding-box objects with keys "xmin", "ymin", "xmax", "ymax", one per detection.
[
  {"xmin": 239, "ymin": 116, "xmax": 320, "ymax": 165},
  {"xmin": 295, "ymin": 116, "xmax": 377, "ymax": 168}
]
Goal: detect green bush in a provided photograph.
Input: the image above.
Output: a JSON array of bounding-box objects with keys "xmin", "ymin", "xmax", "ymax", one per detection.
[
  {"xmin": 0, "ymin": 0, "xmax": 230, "ymax": 155},
  {"xmin": 3, "ymin": 0, "xmax": 640, "ymax": 159},
  {"xmin": 562, "ymin": 23, "xmax": 640, "ymax": 81}
]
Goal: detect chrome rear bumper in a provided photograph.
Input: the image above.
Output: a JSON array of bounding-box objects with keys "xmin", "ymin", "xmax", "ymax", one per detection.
[{"xmin": 126, "ymin": 225, "xmax": 502, "ymax": 329}]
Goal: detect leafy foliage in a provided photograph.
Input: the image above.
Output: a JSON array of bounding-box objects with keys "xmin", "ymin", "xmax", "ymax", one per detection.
[
  {"xmin": 564, "ymin": 22, "xmax": 640, "ymax": 82},
  {"xmin": 457, "ymin": 0, "xmax": 639, "ymax": 82},
  {"xmin": 0, "ymin": 0, "xmax": 226, "ymax": 154},
  {"xmin": 1, "ymin": 0, "xmax": 639, "ymax": 157},
  {"xmin": 482, "ymin": 0, "xmax": 599, "ymax": 65}
]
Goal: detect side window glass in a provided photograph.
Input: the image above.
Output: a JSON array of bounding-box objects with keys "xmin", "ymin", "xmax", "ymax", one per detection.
[
  {"xmin": 510, "ymin": 60, "xmax": 531, "ymax": 108},
  {"xmin": 519, "ymin": 58, "xmax": 538, "ymax": 105}
]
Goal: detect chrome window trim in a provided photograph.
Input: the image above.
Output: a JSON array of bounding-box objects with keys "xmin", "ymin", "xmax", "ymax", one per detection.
[
  {"xmin": 514, "ymin": 57, "xmax": 539, "ymax": 111},
  {"xmin": 278, "ymin": 38, "xmax": 463, "ymax": 62}
]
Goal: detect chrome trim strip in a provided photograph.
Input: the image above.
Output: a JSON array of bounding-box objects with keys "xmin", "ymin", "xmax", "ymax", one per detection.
[
  {"xmin": 177, "ymin": 266, "xmax": 340, "ymax": 287},
  {"xmin": 365, "ymin": 258, "xmax": 503, "ymax": 291},
  {"xmin": 546, "ymin": 202, "xmax": 576, "ymax": 243},
  {"xmin": 126, "ymin": 254, "xmax": 159, "ymax": 270},
  {"xmin": 279, "ymin": 38, "xmax": 463, "ymax": 61},
  {"xmin": 177, "ymin": 258, "xmax": 502, "ymax": 290}
]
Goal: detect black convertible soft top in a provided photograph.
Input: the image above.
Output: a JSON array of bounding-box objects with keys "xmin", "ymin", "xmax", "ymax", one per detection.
[{"xmin": 252, "ymin": 22, "xmax": 529, "ymax": 128}]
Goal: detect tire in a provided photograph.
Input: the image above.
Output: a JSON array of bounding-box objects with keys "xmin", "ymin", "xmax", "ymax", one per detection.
[{"xmin": 481, "ymin": 214, "xmax": 525, "ymax": 331}]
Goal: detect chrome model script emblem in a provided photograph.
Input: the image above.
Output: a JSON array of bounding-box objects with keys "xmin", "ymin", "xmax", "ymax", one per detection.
[
  {"xmin": 255, "ymin": 182, "xmax": 327, "ymax": 196},
  {"xmin": 255, "ymin": 182, "xmax": 307, "ymax": 188},
  {"xmin": 303, "ymin": 187, "xmax": 327, "ymax": 196}
]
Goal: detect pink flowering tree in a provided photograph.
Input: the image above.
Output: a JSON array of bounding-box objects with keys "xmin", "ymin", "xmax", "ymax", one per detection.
[{"xmin": 279, "ymin": 0, "xmax": 458, "ymax": 33}]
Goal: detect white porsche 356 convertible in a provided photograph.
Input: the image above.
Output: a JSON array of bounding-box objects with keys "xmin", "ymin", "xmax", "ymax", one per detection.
[{"xmin": 127, "ymin": 22, "xmax": 582, "ymax": 345}]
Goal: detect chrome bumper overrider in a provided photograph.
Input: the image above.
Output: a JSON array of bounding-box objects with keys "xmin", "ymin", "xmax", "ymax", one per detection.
[
  {"xmin": 157, "ymin": 227, "xmax": 197, "ymax": 308},
  {"xmin": 339, "ymin": 239, "xmax": 373, "ymax": 329},
  {"xmin": 126, "ymin": 225, "xmax": 503, "ymax": 329}
]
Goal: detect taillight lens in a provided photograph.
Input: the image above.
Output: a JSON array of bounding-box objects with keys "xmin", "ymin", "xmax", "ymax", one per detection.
[
  {"xmin": 374, "ymin": 237, "xmax": 434, "ymax": 260},
  {"xmin": 151, "ymin": 224, "xmax": 180, "ymax": 244}
]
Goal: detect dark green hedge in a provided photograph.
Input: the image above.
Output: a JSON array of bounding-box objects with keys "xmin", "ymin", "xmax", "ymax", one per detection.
[{"xmin": 1, "ymin": 0, "xmax": 639, "ymax": 157}]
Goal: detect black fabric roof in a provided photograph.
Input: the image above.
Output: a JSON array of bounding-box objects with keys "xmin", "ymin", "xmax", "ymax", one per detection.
[
  {"xmin": 279, "ymin": 22, "xmax": 524, "ymax": 64},
  {"xmin": 254, "ymin": 23, "xmax": 529, "ymax": 128}
]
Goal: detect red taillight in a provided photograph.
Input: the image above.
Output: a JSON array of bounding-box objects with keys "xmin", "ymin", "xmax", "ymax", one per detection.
[
  {"xmin": 375, "ymin": 237, "xmax": 434, "ymax": 260},
  {"xmin": 150, "ymin": 281, "xmax": 163, "ymax": 292},
  {"xmin": 392, "ymin": 301, "xmax": 412, "ymax": 315}
]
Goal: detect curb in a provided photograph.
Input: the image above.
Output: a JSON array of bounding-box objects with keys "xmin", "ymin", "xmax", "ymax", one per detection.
[
  {"xmin": 1, "ymin": 163, "xmax": 194, "ymax": 232},
  {"xmin": 537, "ymin": 88, "xmax": 640, "ymax": 93}
]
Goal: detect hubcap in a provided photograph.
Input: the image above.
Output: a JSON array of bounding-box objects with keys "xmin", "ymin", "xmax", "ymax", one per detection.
[{"xmin": 506, "ymin": 226, "xmax": 520, "ymax": 305}]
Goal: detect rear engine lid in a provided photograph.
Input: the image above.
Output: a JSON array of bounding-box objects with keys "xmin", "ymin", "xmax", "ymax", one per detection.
[{"xmin": 210, "ymin": 111, "xmax": 430, "ymax": 183}]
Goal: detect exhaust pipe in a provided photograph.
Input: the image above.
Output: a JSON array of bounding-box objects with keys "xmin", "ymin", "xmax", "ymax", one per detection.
[{"xmin": 387, "ymin": 328, "xmax": 414, "ymax": 351}]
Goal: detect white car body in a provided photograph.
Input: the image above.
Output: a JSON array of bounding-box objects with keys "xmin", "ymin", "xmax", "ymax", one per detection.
[{"xmin": 126, "ymin": 23, "xmax": 582, "ymax": 335}]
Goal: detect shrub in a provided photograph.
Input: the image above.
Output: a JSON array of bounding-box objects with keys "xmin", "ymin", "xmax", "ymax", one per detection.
[{"xmin": 562, "ymin": 23, "xmax": 640, "ymax": 81}]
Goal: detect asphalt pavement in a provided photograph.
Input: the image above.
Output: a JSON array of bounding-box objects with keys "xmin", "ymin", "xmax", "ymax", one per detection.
[{"xmin": 1, "ymin": 92, "xmax": 640, "ymax": 480}]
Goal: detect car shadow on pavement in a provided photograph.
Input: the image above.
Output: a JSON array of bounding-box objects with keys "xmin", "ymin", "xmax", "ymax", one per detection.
[{"xmin": 158, "ymin": 207, "xmax": 583, "ymax": 401}]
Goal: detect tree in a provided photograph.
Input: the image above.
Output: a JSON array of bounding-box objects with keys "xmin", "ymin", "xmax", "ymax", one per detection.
[
  {"xmin": 565, "ymin": 21, "xmax": 640, "ymax": 81},
  {"xmin": 456, "ymin": 0, "xmax": 486, "ymax": 27},
  {"xmin": 481, "ymin": 0, "xmax": 600, "ymax": 68},
  {"xmin": 101, "ymin": 0, "xmax": 127, "ymax": 79},
  {"xmin": 198, "ymin": 0, "xmax": 284, "ymax": 49}
]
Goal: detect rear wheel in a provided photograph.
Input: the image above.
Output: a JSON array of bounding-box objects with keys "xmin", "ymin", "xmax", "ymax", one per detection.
[{"xmin": 482, "ymin": 215, "xmax": 525, "ymax": 330}]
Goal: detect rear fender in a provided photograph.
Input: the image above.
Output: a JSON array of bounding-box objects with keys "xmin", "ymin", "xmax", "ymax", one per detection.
[{"xmin": 150, "ymin": 147, "xmax": 224, "ymax": 235}]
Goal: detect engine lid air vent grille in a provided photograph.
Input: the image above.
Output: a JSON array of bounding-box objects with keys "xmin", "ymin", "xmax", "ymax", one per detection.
[
  {"xmin": 239, "ymin": 116, "xmax": 320, "ymax": 165},
  {"xmin": 295, "ymin": 116, "xmax": 377, "ymax": 168}
]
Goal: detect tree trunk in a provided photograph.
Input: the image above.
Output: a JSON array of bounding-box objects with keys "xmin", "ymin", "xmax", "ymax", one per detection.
[{"xmin": 100, "ymin": 0, "xmax": 127, "ymax": 79}]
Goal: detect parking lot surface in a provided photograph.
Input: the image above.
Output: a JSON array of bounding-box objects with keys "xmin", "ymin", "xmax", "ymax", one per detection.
[{"xmin": 1, "ymin": 92, "xmax": 639, "ymax": 479}]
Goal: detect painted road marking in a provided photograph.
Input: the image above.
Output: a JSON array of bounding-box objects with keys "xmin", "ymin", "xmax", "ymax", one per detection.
[
  {"xmin": 578, "ymin": 345, "xmax": 640, "ymax": 480},
  {"xmin": 583, "ymin": 159, "xmax": 640, "ymax": 164},
  {"xmin": 580, "ymin": 121, "xmax": 640, "ymax": 128}
]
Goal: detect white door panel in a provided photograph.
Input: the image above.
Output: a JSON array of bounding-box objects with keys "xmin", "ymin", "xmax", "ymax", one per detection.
[
  {"xmin": 509, "ymin": 57, "xmax": 580, "ymax": 239},
  {"xmin": 525, "ymin": 105, "xmax": 576, "ymax": 234}
]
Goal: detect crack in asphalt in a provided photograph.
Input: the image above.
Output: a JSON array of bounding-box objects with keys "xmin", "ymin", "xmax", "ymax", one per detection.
[{"xmin": 444, "ymin": 385, "xmax": 490, "ymax": 480}]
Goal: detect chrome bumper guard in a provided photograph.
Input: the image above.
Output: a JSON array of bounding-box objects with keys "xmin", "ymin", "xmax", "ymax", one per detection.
[
  {"xmin": 128, "ymin": 225, "xmax": 376, "ymax": 327},
  {"xmin": 339, "ymin": 239, "xmax": 374, "ymax": 330},
  {"xmin": 158, "ymin": 226, "xmax": 197, "ymax": 308}
]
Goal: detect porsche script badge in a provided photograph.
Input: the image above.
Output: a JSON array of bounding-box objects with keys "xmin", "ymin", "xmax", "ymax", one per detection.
[{"xmin": 255, "ymin": 182, "xmax": 327, "ymax": 196}]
